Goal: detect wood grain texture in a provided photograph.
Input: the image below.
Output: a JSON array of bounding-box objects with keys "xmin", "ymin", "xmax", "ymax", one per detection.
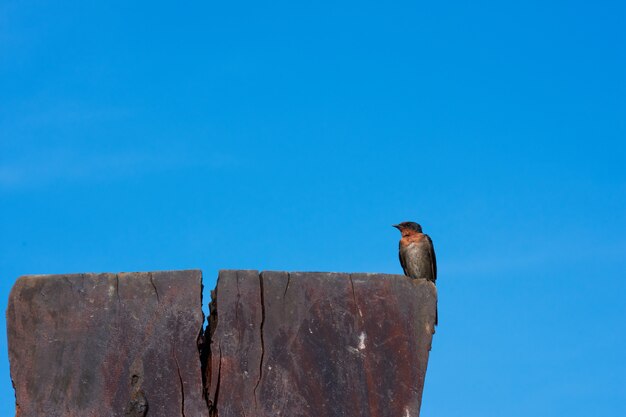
[
  {"xmin": 7, "ymin": 269, "xmax": 437, "ymax": 417},
  {"xmin": 207, "ymin": 270, "xmax": 437, "ymax": 417},
  {"xmin": 7, "ymin": 270, "xmax": 208, "ymax": 417}
]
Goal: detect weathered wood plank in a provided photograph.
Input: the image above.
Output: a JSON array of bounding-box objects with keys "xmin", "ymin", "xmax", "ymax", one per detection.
[
  {"xmin": 7, "ymin": 270, "xmax": 208, "ymax": 417},
  {"xmin": 208, "ymin": 270, "xmax": 437, "ymax": 417},
  {"xmin": 207, "ymin": 270, "xmax": 263, "ymax": 417}
]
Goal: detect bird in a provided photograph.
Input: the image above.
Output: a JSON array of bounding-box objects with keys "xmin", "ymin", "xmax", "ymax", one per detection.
[{"xmin": 393, "ymin": 221, "xmax": 437, "ymax": 283}]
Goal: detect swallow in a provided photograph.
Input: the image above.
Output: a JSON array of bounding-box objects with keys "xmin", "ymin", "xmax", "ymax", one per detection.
[{"xmin": 393, "ymin": 221, "xmax": 437, "ymax": 283}]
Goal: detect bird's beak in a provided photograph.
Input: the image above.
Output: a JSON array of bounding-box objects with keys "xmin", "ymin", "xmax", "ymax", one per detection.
[{"xmin": 392, "ymin": 224, "xmax": 401, "ymax": 230}]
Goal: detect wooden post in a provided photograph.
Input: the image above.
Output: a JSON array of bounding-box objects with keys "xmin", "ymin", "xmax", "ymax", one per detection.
[
  {"xmin": 207, "ymin": 271, "xmax": 437, "ymax": 417},
  {"xmin": 6, "ymin": 271, "xmax": 208, "ymax": 417},
  {"xmin": 7, "ymin": 270, "xmax": 437, "ymax": 417}
]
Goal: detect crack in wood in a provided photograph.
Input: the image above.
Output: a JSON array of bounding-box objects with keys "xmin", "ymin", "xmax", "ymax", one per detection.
[
  {"xmin": 149, "ymin": 272, "xmax": 160, "ymax": 303},
  {"xmin": 252, "ymin": 272, "xmax": 266, "ymax": 411},
  {"xmin": 348, "ymin": 274, "xmax": 362, "ymax": 319},
  {"xmin": 209, "ymin": 343, "xmax": 222, "ymax": 417},
  {"xmin": 172, "ymin": 347, "xmax": 186, "ymax": 417},
  {"xmin": 115, "ymin": 273, "xmax": 121, "ymax": 304},
  {"xmin": 283, "ymin": 272, "xmax": 291, "ymax": 299}
]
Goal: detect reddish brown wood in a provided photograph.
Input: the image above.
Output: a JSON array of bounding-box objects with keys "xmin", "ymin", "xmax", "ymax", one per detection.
[
  {"xmin": 207, "ymin": 271, "xmax": 437, "ymax": 417},
  {"xmin": 7, "ymin": 271, "xmax": 208, "ymax": 417},
  {"xmin": 206, "ymin": 270, "xmax": 263, "ymax": 417},
  {"xmin": 7, "ymin": 269, "xmax": 437, "ymax": 417}
]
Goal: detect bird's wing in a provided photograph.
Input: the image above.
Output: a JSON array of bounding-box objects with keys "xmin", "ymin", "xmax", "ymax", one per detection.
[
  {"xmin": 425, "ymin": 234, "xmax": 437, "ymax": 281},
  {"xmin": 398, "ymin": 242, "xmax": 409, "ymax": 275}
]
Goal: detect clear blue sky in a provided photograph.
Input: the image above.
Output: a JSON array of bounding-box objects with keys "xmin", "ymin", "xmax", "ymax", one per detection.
[{"xmin": 1, "ymin": 1, "xmax": 624, "ymax": 415}]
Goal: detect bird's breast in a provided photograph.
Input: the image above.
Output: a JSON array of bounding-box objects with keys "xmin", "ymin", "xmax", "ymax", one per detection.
[{"xmin": 401, "ymin": 242, "xmax": 433, "ymax": 280}]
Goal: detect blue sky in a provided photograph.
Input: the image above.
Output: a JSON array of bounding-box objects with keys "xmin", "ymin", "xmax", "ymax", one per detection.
[{"xmin": 1, "ymin": 1, "xmax": 625, "ymax": 415}]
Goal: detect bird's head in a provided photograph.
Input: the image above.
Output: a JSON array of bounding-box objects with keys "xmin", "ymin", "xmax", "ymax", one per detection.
[{"xmin": 393, "ymin": 221, "xmax": 423, "ymax": 236}]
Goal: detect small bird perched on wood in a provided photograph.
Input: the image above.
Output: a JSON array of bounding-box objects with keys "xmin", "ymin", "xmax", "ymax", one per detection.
[{"xmin": 393, "ymin": 221, "xmax": 437, "ymax": 283}]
